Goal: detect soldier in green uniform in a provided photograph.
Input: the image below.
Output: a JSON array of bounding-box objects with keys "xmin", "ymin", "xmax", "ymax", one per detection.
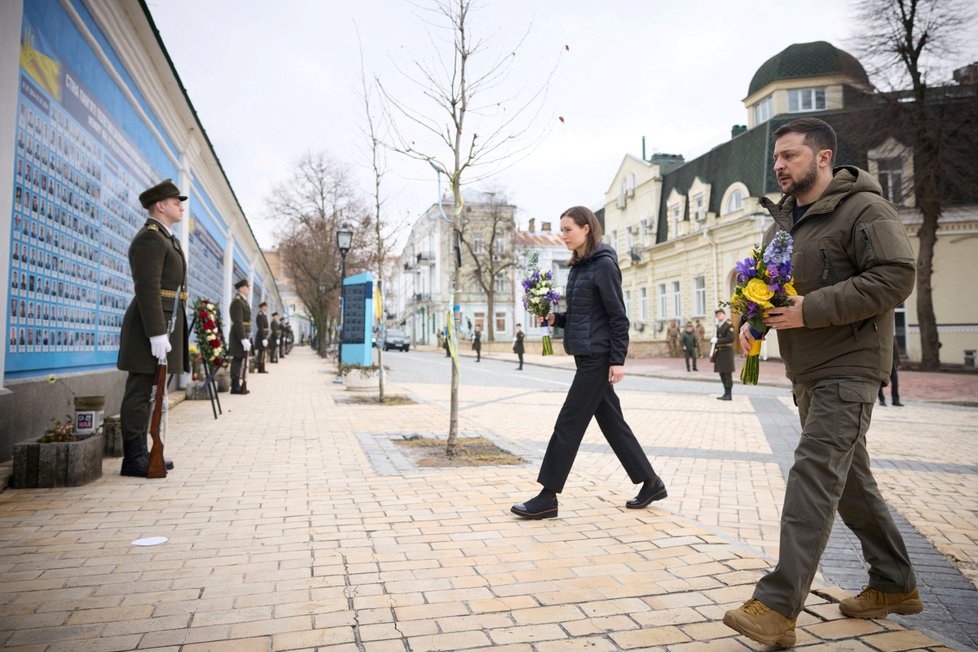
[
  {"xmin": 712, "ymin": 309, "xmax": 735, "ymax": 400},
  {"xmin": 117, "ymin": 179, "xmax": 187, "ymax": 477},
  {"xmin": 269, "ymin": 312, "xmax": 280, "ymax": 363},
  {"xmin": 255, "ymin": 301, "xmax": 270, "ymax": 373},
  {"xmin": 229, "ymin": 279, "xmax": 252, "ymax": 394}
]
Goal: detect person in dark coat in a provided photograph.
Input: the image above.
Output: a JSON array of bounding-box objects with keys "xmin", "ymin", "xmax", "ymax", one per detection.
[
  {"xmin": 681, "ymin": 321, "xmax": 698, "ymax": 371},
  {"xmin": 117, "ymin": 179, "xmax": 187, "ymax": 477},
  {"xmin": 229, "ymin": 279, "xmax": 251, "ymax": 394},
  {"xmin": 513, "ymin": 323, "xmax": 525, "ymax": 370},
  {"xmin": 712, "ymin": 309, "xmax": 735, "ymax": 399},
  {"xmin": 878, "ymin": 339, "xmax": 903, "ymax": 406},
  {"xmin": 472, "ymin": 326, "xmax": 482, "ymax": 362},
  {"xmin": 269, "ymin": 312, "xmax": 280, "ymax": 362},
  {"xmin": 511, "ymin": 206, "xmax": 666, "ymax": 520},
  {"xmin": 255, "ymin": 302, "xmax": 270, "ymax": 373}
]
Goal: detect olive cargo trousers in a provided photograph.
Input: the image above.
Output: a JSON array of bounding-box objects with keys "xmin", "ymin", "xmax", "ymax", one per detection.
[{"xmin": 754, "ymin": 377, "xmax": 917, "ymax": 618}]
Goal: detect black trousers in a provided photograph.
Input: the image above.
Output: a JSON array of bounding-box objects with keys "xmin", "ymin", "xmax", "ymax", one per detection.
[
  {"xmin": 684, "ymin": 350, "xmax": 697, "ymax": 371},
  {"xmin": 537, "ymin": 354, "xmax": 656, "ymax": 493},
  {"xmin": 517, "ymin": 352, "xmax": 524, "ymax": 369},
  {"xmin": 719, "ymin": 372, "xmax": 733, "ymax": 393},
  {"xmin": 230, "ymin": 355, "xmax": 245, "ymax": 388},
  {"xmin": 121, "ymin": 372, "xmax": 155, "ymax": 442}
]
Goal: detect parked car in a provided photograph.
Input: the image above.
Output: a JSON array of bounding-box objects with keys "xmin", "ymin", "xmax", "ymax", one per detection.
[{"xmin": 383, "ymin": 328, "xmax": 410, "ymax": 352}]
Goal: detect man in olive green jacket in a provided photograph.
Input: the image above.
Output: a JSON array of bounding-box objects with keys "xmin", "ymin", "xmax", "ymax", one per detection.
[
  {"xmin": 117, "ymin": 179, "xmax": 188, "ymax": 477},
  {"xmin": 724, "ymin": 118, "xmax": 919, "ymax": 648}
]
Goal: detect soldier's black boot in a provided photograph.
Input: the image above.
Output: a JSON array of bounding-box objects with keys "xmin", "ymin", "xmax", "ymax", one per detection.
[
  {"xmin": 120, "ymin": 437, "xmax": 149, "ymax": 476},
  {"xmin": 231, "ymin": 378, "xmax": 241, "ymax": 394}
]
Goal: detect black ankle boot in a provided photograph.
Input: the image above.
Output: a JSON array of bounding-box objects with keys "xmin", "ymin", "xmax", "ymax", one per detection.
[{"xmin": 511, "ymin": 490, "xmax": 558, "ymax": 519}]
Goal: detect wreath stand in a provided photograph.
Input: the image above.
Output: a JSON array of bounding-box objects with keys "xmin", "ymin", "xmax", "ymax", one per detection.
[{"xmin": 189, "ymin": 314, "xmax": 223, "ymax": 420}]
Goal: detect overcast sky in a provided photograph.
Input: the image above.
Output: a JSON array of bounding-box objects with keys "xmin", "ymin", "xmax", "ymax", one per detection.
[{"xmin": 146, "ymin": 1, "xmax": 976, "ymax": 252}]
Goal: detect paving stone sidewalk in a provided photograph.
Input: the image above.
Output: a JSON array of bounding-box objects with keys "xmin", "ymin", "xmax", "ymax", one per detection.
[{"xmin": 0, "ymin": 347, "xmax": 974, "ymax": 651}]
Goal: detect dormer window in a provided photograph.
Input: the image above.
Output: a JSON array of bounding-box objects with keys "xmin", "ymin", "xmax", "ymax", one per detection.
[
  {"xmin": 753, "ymin": 95, "xmax": 773, "ymax": 124},
  {"xmin": 788, "ymin": 88, "xmax": 826, "ymax": 113}
]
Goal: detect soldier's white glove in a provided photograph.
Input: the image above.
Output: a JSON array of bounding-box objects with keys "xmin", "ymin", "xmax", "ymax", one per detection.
[
  {"xmin": 710, "ymin": 336, "xmax": 718, "ymax": 344},
  {"xmin": 242, "ymin": 339, "xmax": 251, "ymax": 352},
  {"xmin": 149, "ymin": 334, "xmax": 171, "ymax": 361},
  {"xmin": 262, "ymin": 339, "xmax": 268, "ymax": 347}
]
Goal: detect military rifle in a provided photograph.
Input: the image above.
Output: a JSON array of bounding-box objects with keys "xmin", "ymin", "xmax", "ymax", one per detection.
[{"xmin": 148, "ymin": 284, "xmax": 181, "ymax": 479}]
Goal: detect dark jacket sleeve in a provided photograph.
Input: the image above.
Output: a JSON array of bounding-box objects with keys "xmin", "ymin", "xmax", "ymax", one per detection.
[
  {"xmin": 595, "ymin": 257, "xmax": 629, "ymax": 365},
  {"xmin": 802, "ymin": 197, "xmax": 916, "ymax": 328}
]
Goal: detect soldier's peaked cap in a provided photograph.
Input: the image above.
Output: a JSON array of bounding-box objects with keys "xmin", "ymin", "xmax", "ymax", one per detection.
[
  {"xmin": 234, "ymin": 278, "xmax": 250, "ymax": 289},
  {"xmin": 139, "ymin": 179, "xmax": 187, "ymax": 208}
]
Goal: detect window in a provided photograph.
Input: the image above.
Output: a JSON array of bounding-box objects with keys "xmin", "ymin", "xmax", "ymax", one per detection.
[
  {"xmin": 670, "ymin": 204, "xmax": 681, "ymax": 239},
  {"xmin": 877, "ymin": 157, "xmax": 905, "ymax": 204},
  {"xmin": 671, "ymin": 281, "xmax": 681, "ymax": 318},
  {"xmin": 474, "ymin": 312, "xmax": 485, "ymax": 331},
  {"xmin": 495, "ymin": 312, "xmax": 506, "ymax": 334},
  {"xmin": 495, "ymin": 272, "xmax": 507, "ymax": 294},
  {"xmin": 725, "ymin": 189, "xmax": 745, "ymax": 214},
  {"xmin": 640, "ymin": 287, "xmax": 648, "ymax": 320},
  {"xmin": 788, "ymin": 88, "xmax": 826, "ymax": 113},
  {"xmin": 640, "ymin": 219, "xmax": 649, "ymax": 245},
  {"xmin": 624, "ymin": 290, "xmax": 631, "ymax": 318},
  {"xmin": 693, "ymin": 194, "xmax": 705, "ymax": 221},
  {"xmin": 610, "ymin": 229, "xmax": 618, "ymax": 251},
  {"xmin": 493, "ymin": 239, "xmax": 505, "ymax": 255},
  {"xmin": 657, "ymin": 283, "xmax": 667, "ymax": 320},
  {"xmin": 625, "ymin": 227, "xmax": 633, "ymax": 252},
  {"xmin": 473, "ymin": 232, "xmax": 485, "ymax": 254},
  {"xmin": 753, "ymin": 95, "xmax": 772, "ymax": 124},
  {"xmin": 693, "ymin": 276, "xmax": 706, "ymax": 316}
]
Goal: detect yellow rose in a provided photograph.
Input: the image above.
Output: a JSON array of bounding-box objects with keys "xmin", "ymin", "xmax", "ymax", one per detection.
[
  {"xmin": 743, "ymin": 277, "xmax": 775, "ymax": 308},
  {"xmin": 784, "ymin": 280, "xmax": 797, "ymax": 296}
]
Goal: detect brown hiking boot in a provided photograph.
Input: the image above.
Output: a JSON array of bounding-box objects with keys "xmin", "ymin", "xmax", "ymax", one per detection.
[
  {"xmin": 723, "ymin": 599, "xmax": 796, "ymax": 648},
  {"xmin": 839, "ymin": 586, "xmax": 923, "ymax": 619}
]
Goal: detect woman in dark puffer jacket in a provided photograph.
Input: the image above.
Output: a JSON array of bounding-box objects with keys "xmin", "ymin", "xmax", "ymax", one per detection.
[{"xmin": 511, "ymin": 206, "xmax": 667, "ymax": 519}]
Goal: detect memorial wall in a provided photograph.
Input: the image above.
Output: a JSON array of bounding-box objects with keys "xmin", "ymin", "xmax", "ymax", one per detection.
[{"xmin": 0, "ymin": 0, "xmax": 281, "ymax": 460}]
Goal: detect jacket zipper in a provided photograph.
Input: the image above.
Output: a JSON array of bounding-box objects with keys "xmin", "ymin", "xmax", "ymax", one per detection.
[
  {"xmin": 859, "ymin": 229, "xmax": 878, "ymax": 266},
  {"xmin": 819, "ymin": 249, "xmax": 838, "ymax": 284}
]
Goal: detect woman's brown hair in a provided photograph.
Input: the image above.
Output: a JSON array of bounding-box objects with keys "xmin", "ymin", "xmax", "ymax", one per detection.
[{"xmin": 561, "ymin": 205, "xmax": 603, "ymax": 265}]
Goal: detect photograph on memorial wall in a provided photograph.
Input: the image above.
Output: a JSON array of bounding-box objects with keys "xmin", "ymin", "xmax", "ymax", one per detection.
[{"xmin": 6, "ymin": 0, "xmax": 178, "ymax": 377}]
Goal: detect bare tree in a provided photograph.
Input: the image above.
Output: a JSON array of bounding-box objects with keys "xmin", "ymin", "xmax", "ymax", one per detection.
[
  {"xmin": 852, "ymin": 0, "xmax": 978, "ymax": 369},
  {"xmin": 458, "ymin": 189, "xmax": 517, "ymax": 343},
  {"xmin": 266, "ymin": 152, "xmax": 373, "ymax": 358},
  {"xmin": 377, "ymin": 0, "xmax": 560, "ymax": 455}
]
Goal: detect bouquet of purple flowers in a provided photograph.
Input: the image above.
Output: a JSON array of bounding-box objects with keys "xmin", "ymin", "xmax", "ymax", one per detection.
[
  {"xmin": 726, "ymin": 230, "xmax": 796, "ymax": 384},
  {"xmin": 521, "ymin": 253, "xmax": 560, "ymax": 356}
]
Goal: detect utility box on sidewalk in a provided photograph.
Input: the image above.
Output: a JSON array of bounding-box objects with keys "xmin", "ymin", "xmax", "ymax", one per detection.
[
  {"xmin": 965, "ymin": 349, "xmax": 976, "ymax": 369},
  {"xmin": 340, "ymin": 273, "xmax": 374, "ymax": 367}
]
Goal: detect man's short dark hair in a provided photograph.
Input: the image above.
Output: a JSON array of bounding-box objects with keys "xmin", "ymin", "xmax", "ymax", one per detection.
[
  {"xmin": 773, "ymin": 117, "xmax": 837, "ymax": 164},
  {"xmin": 715, "ymin": 309, "xmax": 726, "ymax": 316}
]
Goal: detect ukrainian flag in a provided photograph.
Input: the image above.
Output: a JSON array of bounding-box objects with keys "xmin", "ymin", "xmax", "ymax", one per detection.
[{"xmin": 20, "ymin": 24, "xmax": 61, "ymax": 101}]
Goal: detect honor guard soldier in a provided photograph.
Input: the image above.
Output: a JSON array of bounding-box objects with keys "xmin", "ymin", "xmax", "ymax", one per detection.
[
  {"xmin": 229, "ymin": 279, "xmax": 252, "ymax": 393},
  {"xmin": 269, "ymin": 312, "xmax": 280, "ymax": 363},
  {"xmin": 117, "ymin": 179, "xmax": 187, "ymax": 476},
  {"xmin": 255, "ymin": 302, "xmax": 270, "ymax": 373}
]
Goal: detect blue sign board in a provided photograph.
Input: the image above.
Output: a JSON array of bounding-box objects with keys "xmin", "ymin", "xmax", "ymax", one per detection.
[{"xmin": 340, "ymin": 273, "xmax": 373, "ymax": 367}]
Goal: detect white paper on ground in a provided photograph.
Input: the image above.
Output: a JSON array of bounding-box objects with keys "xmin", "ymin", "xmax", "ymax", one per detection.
[{"xmin": 131, "ymin": 536, "xmax": 168, "ymax": 546}]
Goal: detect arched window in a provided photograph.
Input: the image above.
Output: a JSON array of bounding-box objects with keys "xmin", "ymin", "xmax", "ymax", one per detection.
[{"xmin": 721, "ymin": 183, "xmax": 749, "ymax": 216}]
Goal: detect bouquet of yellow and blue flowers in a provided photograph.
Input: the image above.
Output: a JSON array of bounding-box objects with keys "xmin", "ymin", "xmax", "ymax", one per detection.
[
  {"xmin": 725, "ymin": 230, "xmax": 796, "ymax": 384},
  {"xmin": 521, "ymin": 253, "xmax": 560, "ymax": 356}
]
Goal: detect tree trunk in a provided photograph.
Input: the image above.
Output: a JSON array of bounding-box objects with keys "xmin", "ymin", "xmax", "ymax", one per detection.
[
  {"xmin": 446, "ymin": 181, "xmax": 462, "ymax": 457},
  {"xmin": 915, "ymin": 192, "xmax": 941, "ymax": 370},
  {"xmin": 486, "ymin": 290, "xmax": 495, "ymax": 343}
]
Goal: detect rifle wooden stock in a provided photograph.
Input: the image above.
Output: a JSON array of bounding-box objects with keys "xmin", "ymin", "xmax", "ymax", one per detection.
[{"xmin": 147, "ymin": 362, "xmax": 168, "ymax": 479}]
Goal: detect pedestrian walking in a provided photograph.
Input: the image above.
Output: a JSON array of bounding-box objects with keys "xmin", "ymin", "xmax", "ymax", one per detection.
[
  {"xmin": 472, "ymin": 326, "xmax": 482, "ymax": 362},
  {"xmin": 513, "ymin": 323, "xmax": 525, "ymax": 370},
  {"xmin": 712, "ymin": 309, "xmax": 734, "ymax": 400},
  {"xmin": 117, "ymin": 179, "xmax": 185, "ymax": 477},
  {"xmin": 511, "ymin": 206, "xmax": 666, "ymax": 520},
  {"xmin": 681, "ymin": 321, "xmax": 698, "ymax": 371},
  {"xmin": 723, "ymin": 117, "xmax": 920, "ymax": 648},
  {"xmin": 229, "ymin": 279, "xmax": 251, "ymax": 394}
]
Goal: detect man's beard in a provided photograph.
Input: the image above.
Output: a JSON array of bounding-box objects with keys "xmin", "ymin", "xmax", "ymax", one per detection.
[{"xmin": 785, "ymin": 160, "xmax": 819, "ymax": 198}]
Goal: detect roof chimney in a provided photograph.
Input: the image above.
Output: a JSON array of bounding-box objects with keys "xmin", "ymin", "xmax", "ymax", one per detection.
[
  {"xmin": 731, "ymin": 124, "xmax": 747, "ymax": 138},
  {"xmin": 528, "ymin": 217, "xmax": 535, "ymax": 233},
  {"xmin": 541, "ymin": 221, "xmax": 552, "ymax": 232}
]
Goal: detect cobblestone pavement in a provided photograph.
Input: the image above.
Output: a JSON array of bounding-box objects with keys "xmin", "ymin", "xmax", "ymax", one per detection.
[{"xmin": 0, "ymin": 346, "xmax": 975, "ymax": 651}]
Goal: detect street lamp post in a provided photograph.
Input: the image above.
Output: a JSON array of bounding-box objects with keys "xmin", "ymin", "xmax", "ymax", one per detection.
[{"xmin": 335, "ymin": 223, "xmax": 353, "ymax": 375}]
